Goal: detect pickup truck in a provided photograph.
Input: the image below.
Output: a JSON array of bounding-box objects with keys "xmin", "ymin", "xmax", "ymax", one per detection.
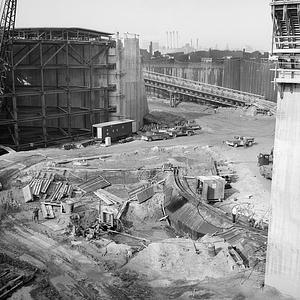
[
  {"xmin": 167, "ymin": 126, "xmax": 195, "ymax": 138},
  {"xmin": 225, "ymin": 136, "xmax": 255, "ymax": 148},
  {"xmin": 141, "ymin": 131, "xmax": 171, "ymax": 142},
  {"xmin": 185, "ymin": 120, "xmax": 201, "ymax": 131}
]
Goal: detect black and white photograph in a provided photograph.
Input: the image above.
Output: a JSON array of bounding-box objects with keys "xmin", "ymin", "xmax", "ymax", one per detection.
[{"xmin": 0, "ymin": 0, "xmax": 298, "ymax": 299}]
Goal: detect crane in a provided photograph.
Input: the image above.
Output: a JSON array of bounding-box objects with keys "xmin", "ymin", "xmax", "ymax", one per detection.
[{"xmin": 0, "ymin": 0, "xmax": 17, "ymax": 94}]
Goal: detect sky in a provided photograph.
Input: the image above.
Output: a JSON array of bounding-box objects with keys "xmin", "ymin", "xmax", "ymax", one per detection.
[{"xmin": 16, "ymin": 0, "xmax": 273, "ymax": 51}]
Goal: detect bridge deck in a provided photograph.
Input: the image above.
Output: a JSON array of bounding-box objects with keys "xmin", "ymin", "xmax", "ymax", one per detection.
[{"xmin": 144, "ymin": 71, "xmax": 276, "ymax": 114}]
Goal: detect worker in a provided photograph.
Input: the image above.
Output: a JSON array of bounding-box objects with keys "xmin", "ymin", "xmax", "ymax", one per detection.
[
  {"xmin": 214, "ymin": 108, "xmax": 217, "ymax": 114},
  {"xmin": 254, "ymin": 218, "xmax": 264, "ymax": 230},
  {"xmin": 260, "ymin": 280, "xmax": 265, "ymax": 291},
  {"xmin": 32, "ymin": 206, "xmax": 39, "ymax": 223},
  {"xmin": 248, "ymin": 211, "xmax": 256, "ymax": 227},
  {"xmin": 232, "ymin": 205, "xmax": 238, "ymax": 223},
  {"xmin": 126, "ymin": 249, "xmax": 133, "ymax": 263},
  {"xmin": 248, "ymin": 216, "xmax": 255, "ymax": 227}
]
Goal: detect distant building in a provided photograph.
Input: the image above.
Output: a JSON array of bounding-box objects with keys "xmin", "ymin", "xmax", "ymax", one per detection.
[
  {"xmin": 140, "ymin": 49, "xmax": 151, "ymax": 62},
  {"xmin": 149, "ymin": 42, "xmax": 153, "ymax": 56},
  {"xmin": 152, "ymin": 42, "xmax": 159, "ymax": 51},
  {"xmin": 153, "ymin": 50, "xmax": 162, "ymax": 58}
]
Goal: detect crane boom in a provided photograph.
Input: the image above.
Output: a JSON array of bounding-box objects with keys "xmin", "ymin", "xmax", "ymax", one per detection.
[
  {"xmin": 0, "ymin": 0, "xmax": 16, "ymax": 56},
  {"xmin": 0, "ymin": 0, "xmax": 17, "ymax": 93}
]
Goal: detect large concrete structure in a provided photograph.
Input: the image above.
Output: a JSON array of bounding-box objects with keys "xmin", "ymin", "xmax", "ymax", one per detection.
[
  {"xmin": 0, "ymin": 28, "xmax": 148, "ymax": 150},
  {"xmin": 265, "ymin": 1, "xmax": 300, "ymax": 298}
]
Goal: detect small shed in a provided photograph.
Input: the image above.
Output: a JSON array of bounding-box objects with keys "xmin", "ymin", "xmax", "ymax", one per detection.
[{"xmin": 196, "ymin": 175, "xmax": 226, "ymax": 202}]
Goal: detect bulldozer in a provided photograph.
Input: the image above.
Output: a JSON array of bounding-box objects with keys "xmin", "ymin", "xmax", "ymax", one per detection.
[{"xmin": 257, "ymin": 148, "xmax": 273, "ymax": 180}]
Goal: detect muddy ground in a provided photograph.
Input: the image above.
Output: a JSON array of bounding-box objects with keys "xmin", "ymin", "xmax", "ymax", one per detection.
[{"xmin": 0, "ymin": 97, "xmax": 293, "ymax": 300}]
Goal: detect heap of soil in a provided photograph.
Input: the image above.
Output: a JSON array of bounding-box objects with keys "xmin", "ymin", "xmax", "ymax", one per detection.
[{"xmin": 125, "ymin": 238, "xmax": 237, "ymax": 283}]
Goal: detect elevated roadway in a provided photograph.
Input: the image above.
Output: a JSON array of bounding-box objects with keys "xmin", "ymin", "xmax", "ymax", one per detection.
[{"xmin": 144, "ymin": 71, "xmax": 276, "ymax": 114}]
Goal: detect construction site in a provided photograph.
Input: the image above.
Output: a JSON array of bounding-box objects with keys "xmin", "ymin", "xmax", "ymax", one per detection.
[{"xmin": 0, "ymin": 0, "xmax": 299, "ymax": 299}]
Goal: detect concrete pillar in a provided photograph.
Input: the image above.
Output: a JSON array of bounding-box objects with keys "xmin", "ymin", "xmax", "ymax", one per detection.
[
  {"xmin": 265, "ymin": 2, "xmax": 300, "ymax": 298},
  {"xmin": 265, "ymin": 85, "xmax": 300, "ymax": 298}
]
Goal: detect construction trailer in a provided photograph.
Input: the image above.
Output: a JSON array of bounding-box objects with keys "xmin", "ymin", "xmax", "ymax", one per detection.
[
  {"xmin": 92, "ymin": 119, "xmax": 136, "ymax": 142},
  {"xmin": 196, "ymin": 175, "xmax": 226, "ymax": 202}
]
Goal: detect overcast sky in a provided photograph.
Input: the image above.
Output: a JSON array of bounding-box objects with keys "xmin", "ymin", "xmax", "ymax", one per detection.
[{"xmin": 16, "ymin": 0, "xmax": 273, "ymax": 51}]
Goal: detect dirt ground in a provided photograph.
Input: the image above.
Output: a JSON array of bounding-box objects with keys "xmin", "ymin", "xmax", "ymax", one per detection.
[{"xmin": 0, "ymin": 97, "xmax": 293, "ymax": 300}]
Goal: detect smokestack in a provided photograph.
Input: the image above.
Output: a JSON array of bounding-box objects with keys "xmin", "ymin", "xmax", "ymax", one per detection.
[
  {"xmin": 197, "ymin": 38, "xmax": 199, "ymax": 50},
  {"xmin": 173, "ymin": 31, "xmax": 175, "ymax": 49},
  {"xmin": 177, "ymin": 31, "xmax": 179, "ymax": 48},
  {"xmin": 170, "ymin": 31, "xmax": 173, "ymax": 49},
  {"xmin": 166, "ymin": 31, "xmax": 169, "ymax": 49},
  {"xmin": 149, "ymin": 41, "xmax": 153, "ymax": 56}
]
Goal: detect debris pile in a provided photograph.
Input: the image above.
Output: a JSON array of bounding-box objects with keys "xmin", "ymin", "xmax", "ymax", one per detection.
[
  {"xmin": 0, "ymin": 189, "xmax": 21, "ymax": 220},
  {"xmin": 0, "ymin": 252, "xmax": 59, "ymax": 299},
  {"xmin": 125, "ymin": 237, "xmax": 243, "ymax": 282}
]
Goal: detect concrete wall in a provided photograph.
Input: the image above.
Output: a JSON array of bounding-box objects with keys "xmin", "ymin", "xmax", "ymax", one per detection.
[
  {"xmin": 265, "ymin": 86, "xmax": 300, "ymax": 298},
  {"xmin": 111, "ymin": 37, "xmax": 148, "ymax": 128},
  {"xmin": 144, "ymin": 61, "xmax": 223, "ymax": 86},
  {"xmin": 144, "ymin": 59, "xmax": 277, "ymax": 102}
]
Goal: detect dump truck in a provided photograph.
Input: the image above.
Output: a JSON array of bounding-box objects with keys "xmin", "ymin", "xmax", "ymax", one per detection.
[
  {"xmin": 225, "ymin": 136, "xmax": 255, "ymax": 148},
  {"xmin": 258, "ymin": 148, "xmax": 273, "ymax": 180}
]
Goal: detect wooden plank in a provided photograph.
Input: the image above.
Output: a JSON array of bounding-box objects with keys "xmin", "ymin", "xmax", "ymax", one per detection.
[
  {"xmin": 94, "ymin": 190, "xmax": 114, "ymax": 205},
  {"xmin": 116, "ymin": 200, "xmax": 129, "ymax": 220},
  {"xmin": 22, "ymin": 185, "xmax": 33, "ymax": 203},
  {"xmin": 55, "ymin": 154, "xmax": 112, "ymax": 165},
  {"xmin": 107, "ymin": 229, "xmax": 150, "ymax": 243},
  {"xmin": 127, "ymin": 184, "xmax": 149, "ymax": 200},
  {"xmin": 136, "ymin": 186, "xmax": 155, "ymax": 203},
  {"xmin": 0, "ymin": 275, "xmax": 23, "ymax": 295},
  {"xmin": 78, "ymin": 175, "xmax": 110, "ymax": 193},
  {"xmin": 96, "ymin": 189, "xmax": 123, "ymax": 204},
  {"xmin": 0, "ymin": 280, "xmax": 24, "ymax": 299}
]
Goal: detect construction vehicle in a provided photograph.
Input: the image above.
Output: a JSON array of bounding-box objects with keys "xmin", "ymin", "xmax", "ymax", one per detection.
[
  {"xmin": 258, "ymin": 148, "xmax": 273, "ymax": 180},
  {"xmin": 185, "ymin": 120, "xmax": 201, "ymax": 130},
  {"xmin": 225, "ymin": 136, "xmax": 255, "ymax": 148},
  {"xmin": 141, "ymin": 131, "xmax": 171, "ymax": 142}
]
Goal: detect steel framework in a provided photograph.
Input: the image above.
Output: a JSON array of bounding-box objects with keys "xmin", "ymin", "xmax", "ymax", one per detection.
[
  {"xmin": 271, "ymin": 0, "xmax": 300, "ymax": 84},
  {"xmin": 0, "ymin": 27, "xmax": 117, "ymax": 150}
]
